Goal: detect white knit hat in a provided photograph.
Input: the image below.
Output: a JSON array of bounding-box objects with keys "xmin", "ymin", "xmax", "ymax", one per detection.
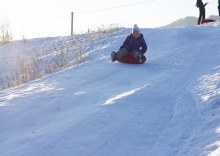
[{"xmin": 132, "ymin": 24, "xmax": 140, "ymax": 34}]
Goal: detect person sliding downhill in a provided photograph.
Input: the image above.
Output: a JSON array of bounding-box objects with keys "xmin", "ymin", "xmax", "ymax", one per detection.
[{"xmin": 111, "ymin": 24, "xmax": 147, "ymax": 63}]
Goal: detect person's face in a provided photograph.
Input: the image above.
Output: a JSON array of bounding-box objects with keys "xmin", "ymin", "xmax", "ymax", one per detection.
[{"xmin": 132, "ymin": 31, "xmax": 140, "ymax": 38}]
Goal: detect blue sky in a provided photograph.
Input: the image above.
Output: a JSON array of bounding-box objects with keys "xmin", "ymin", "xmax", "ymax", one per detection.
[{"xmin": 0, "ymin": 0, "xmax": 219, "ymax": 39}]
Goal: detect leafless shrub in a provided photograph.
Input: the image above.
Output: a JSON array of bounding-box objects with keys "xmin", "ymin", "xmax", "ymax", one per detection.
[{"xmin": 0, "ymin": 17, "xmax": 13, "ymax": 44}]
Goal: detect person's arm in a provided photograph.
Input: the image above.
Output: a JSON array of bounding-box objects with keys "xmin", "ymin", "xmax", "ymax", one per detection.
[
  {"xmin": 140, "ymin": 39, "xmax": 147, "ymax": 54},
  {"xmin": 119, "ymin": 36, "xmax": 129, "ymax": 50},
  {"xmin": 204, "ymin": 2, "xmax": 208, "ymax": 7},
  {"xmin": 195, "ymin": 0, "xmax": 199, "ymax": 7}
]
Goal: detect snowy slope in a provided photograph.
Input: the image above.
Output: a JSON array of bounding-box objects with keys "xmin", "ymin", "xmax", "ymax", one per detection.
[{"xmin": 1, "ymin": 23, "xmax": 220, "ymax": 156}]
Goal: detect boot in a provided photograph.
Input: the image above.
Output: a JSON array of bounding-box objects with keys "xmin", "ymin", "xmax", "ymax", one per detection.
[{"xmin": 111, "ymin": 51, "xmax": 118, "ymax": 62}]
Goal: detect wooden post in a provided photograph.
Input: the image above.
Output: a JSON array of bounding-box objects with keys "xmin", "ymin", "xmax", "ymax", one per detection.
[{"xmin": 71, "ymin": 12, "xmax": 74, "ymax": 36}]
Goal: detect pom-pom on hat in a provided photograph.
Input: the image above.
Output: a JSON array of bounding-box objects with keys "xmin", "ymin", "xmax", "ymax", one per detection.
[{"xmin": 132, "ymin": 24, "xmax": 140, "ymax": 34}]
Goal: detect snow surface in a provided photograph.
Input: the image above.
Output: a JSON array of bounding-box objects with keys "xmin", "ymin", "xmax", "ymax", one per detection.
[{"xmin": 1, "ymin": 22, "xmax": 220, "ymax": 156}]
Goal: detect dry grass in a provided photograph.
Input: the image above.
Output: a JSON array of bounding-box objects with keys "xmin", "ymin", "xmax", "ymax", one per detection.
[{"xmin": 0, "ymin": 24, "xmax": 123, "ymax": 91}]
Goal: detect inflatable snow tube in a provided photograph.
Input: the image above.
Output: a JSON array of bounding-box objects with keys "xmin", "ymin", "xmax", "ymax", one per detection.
[{"xmin": 118, "ymin": 53, "xmax": 147, "ymax": 64}]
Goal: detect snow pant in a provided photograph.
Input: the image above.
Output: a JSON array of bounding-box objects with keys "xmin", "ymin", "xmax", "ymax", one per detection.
[
  {"xmin": 116, "ymin": 49, "xmax": 141, "ymax": 60},
  {"xmin": 198, "ymin": 8, "xmax": 205, "ymax": 25},
  {"xmin": 115, "ymin": 48, "xmax": 129, "ymax": 59},
  {"xmin": 132, "ymin": 51, "xmax": 141, "ymax": 59}
]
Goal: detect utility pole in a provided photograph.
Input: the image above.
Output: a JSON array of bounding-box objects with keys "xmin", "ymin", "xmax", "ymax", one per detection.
[{"xmin": 71, "ymin": 12, "xmax": 74, "ymax": 36}]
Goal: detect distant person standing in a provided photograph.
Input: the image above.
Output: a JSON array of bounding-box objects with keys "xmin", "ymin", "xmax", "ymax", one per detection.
[{"xmin": 196, "ymin": 0, "xmax": 208, "ymax": 25}]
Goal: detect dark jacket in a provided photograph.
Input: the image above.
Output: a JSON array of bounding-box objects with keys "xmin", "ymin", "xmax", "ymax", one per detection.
[
  {"xmin": 196, "ymin": 0, "xmax": 207, "ymax": 9},
  {"xmin": 119, "ymin": 33, "xmax": 147, "ymax": 54}
]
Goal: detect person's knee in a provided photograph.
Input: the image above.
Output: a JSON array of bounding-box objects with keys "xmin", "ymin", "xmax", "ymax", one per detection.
[{"xmin": 116, "ymin": 48, "xmax": 129, "ymax": 59}]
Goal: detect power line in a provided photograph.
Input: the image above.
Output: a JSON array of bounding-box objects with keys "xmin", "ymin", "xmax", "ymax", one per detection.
[
  {"xmin": 22, "ymin": 0, "xmax": 156, "ymax": 27},
  {"xmin": 76, "ymin": 0, "xmax": 157, "ymax": 14},
  {"xmin": 21, "ymin": 0, "xmax": 157, "ymax": 30},
  {"xmin": 25, "ymin": 14, "xmax": 70, "ymax": 27}
]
